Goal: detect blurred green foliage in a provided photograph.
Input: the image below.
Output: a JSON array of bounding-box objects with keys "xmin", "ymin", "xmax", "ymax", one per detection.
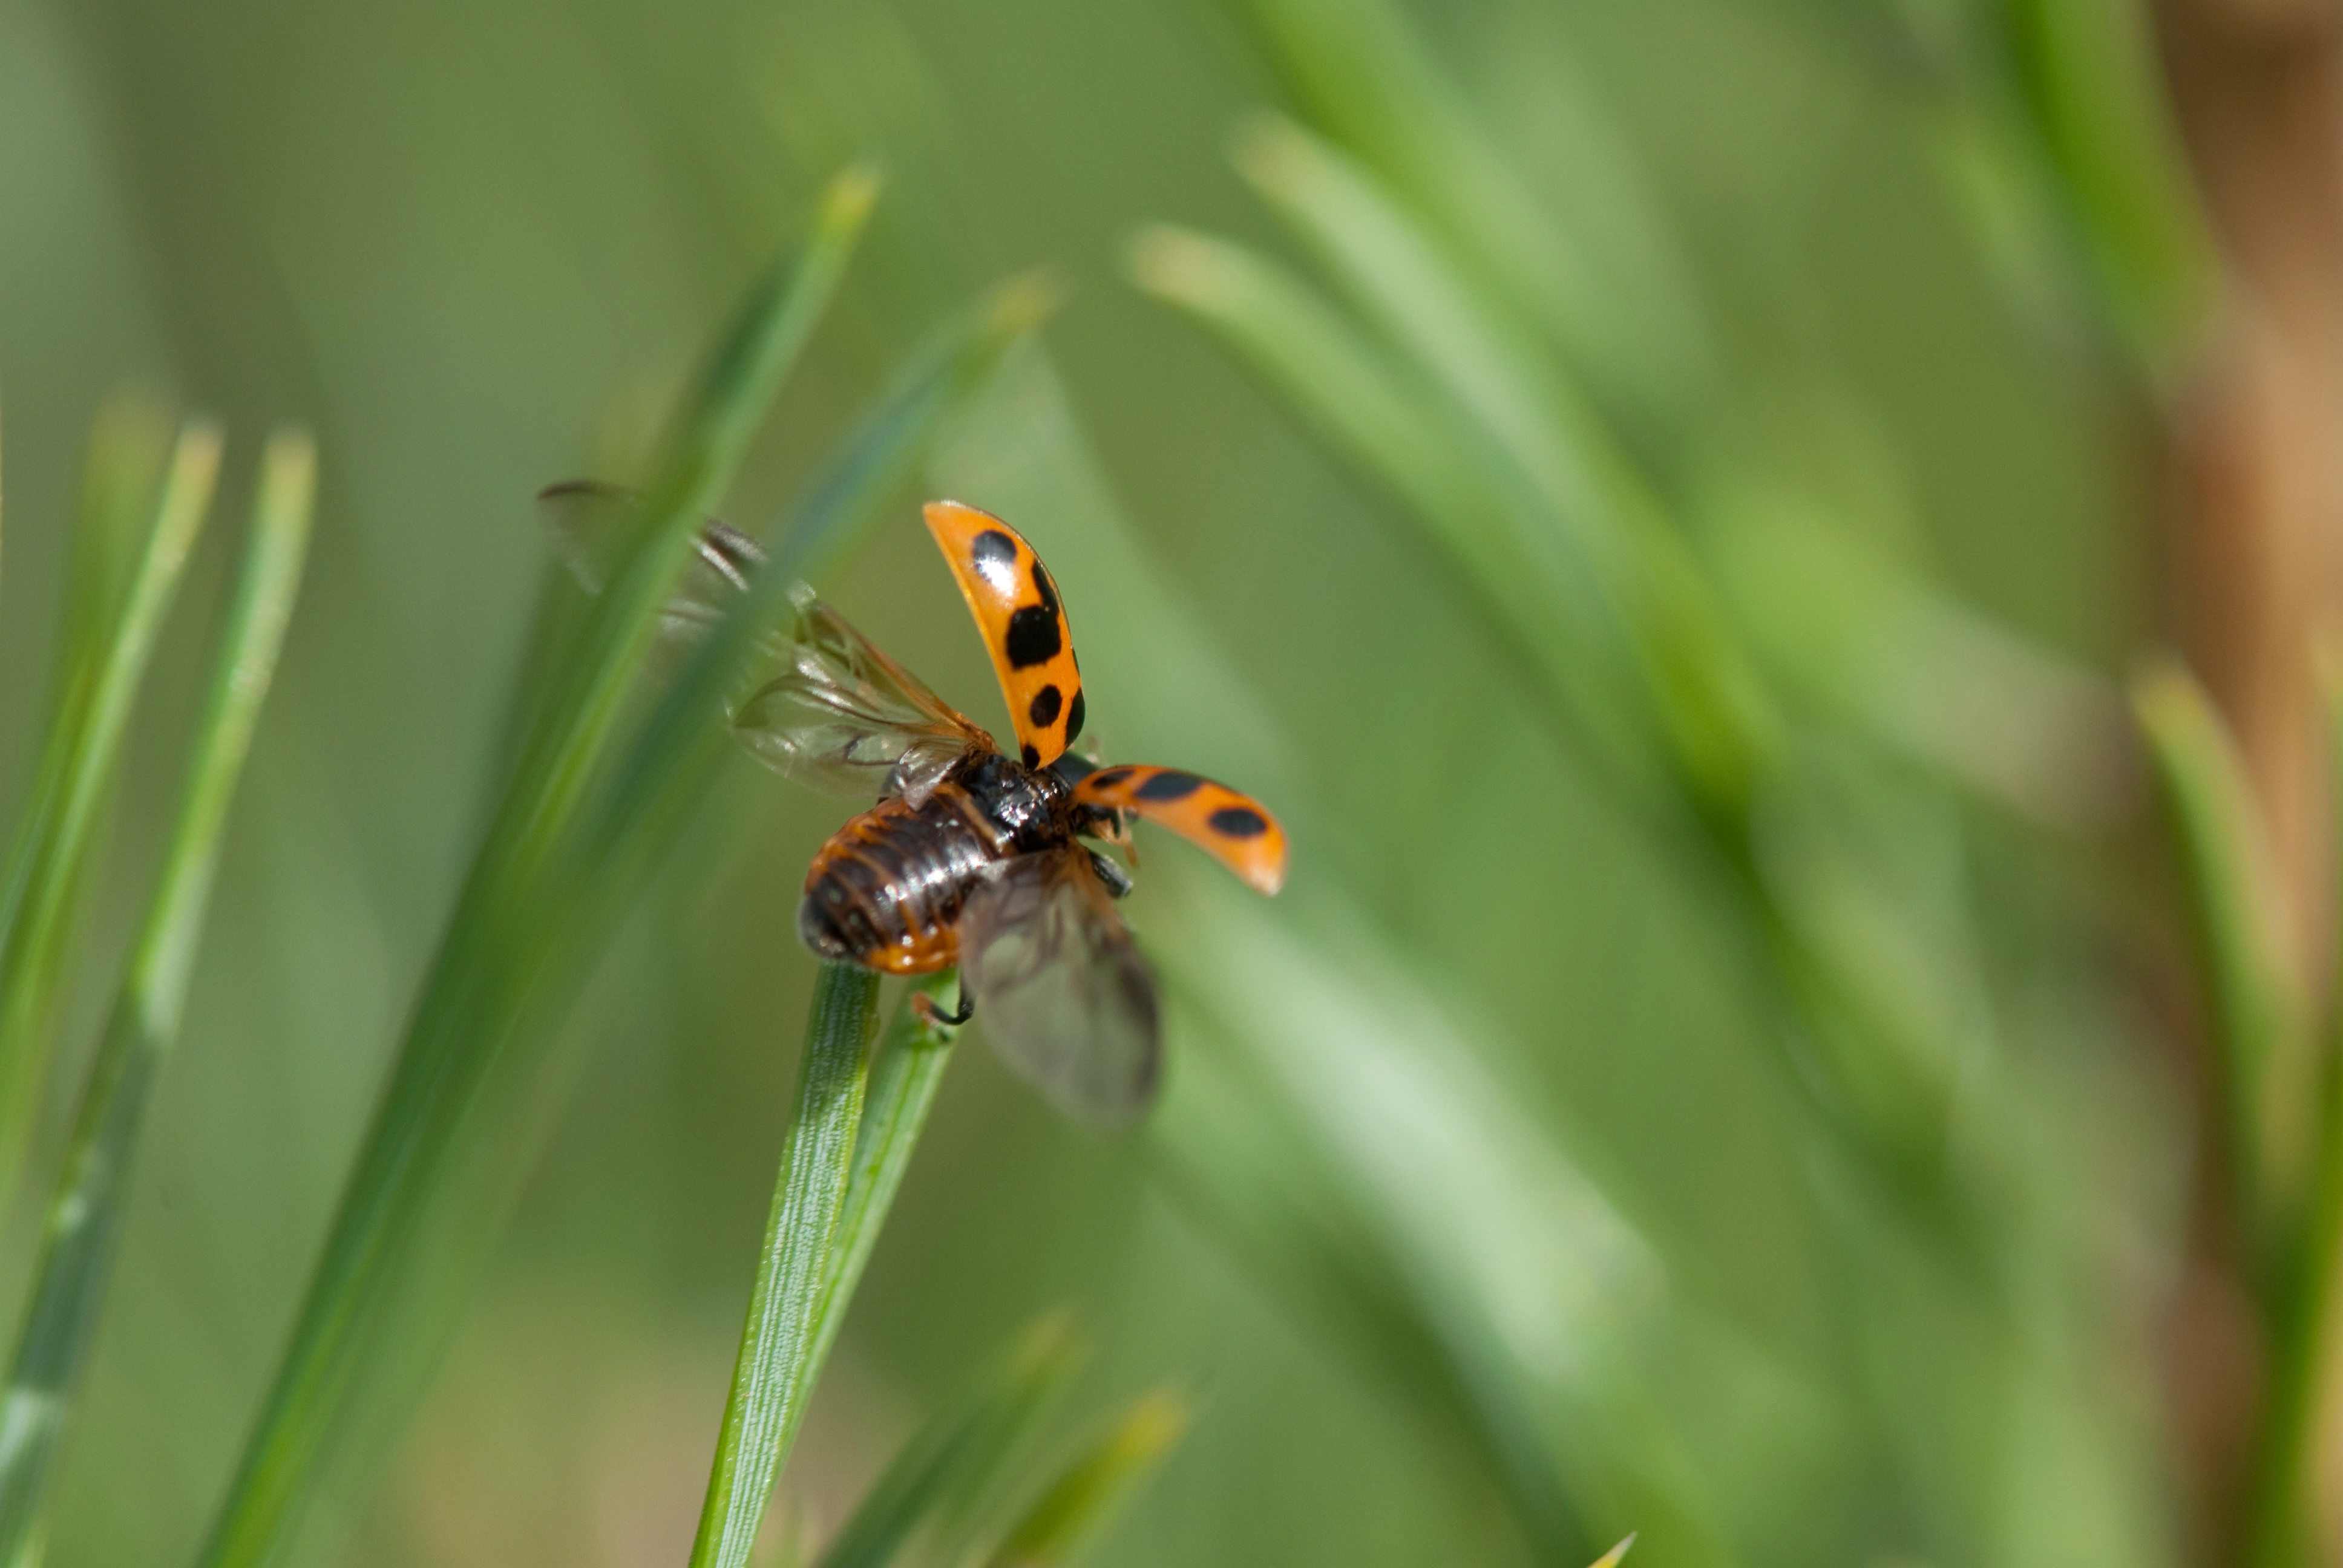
[{"xmin": 0, "ymin": 0, "xmax": 2222, "ymax": 1566}]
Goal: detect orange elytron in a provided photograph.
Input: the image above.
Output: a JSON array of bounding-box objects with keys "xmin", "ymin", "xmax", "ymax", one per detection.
[{"xmin": 543, "ymin": 486, "xmax": 1286, "ymax": 1126}]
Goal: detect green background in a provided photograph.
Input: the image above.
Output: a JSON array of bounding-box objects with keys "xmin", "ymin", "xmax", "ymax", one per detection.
[{"xmin": 0, "ymin": 2, "xmax": 2164, "ymax": 1565}]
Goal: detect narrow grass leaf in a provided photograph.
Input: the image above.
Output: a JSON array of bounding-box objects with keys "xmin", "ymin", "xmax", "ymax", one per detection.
[
  {"xmin": 975, "ymin": 1388, "xmax": 1192, "ymax": 1568},
  {"xmin": 1126, "ymin": 224, "xmax": 1655, "ymax": 795},
  {"xmin": 807, "ymin": 973, "xmax": 961, "ymax": 1379},
  {"xmin": 1589, "ymin": 1534, "xmax": 1636, "ymax": 1568},
  {"xmin": 816, "ymin": 1317, "xmax": 1079, "ymax": 1568},
  {"xmin": 0, "ymin": 417, "xmax": 221, "ymax": 1184},
  {"xmin": 192, "ymin": 174, "xmax": 873, "ymax": 1568},
  {"xmin": 690, "ymin": 962, "xmax": 880, "ymax": 1568},
  {"xmin": 1228, "ymin": 114, "xmax": 1775, "ymax": 813},
  {"xmin": 2132, "ymin": 659, "xmax": 2306, "ymax": 1244},
  {"xmin": 1227, "ymin": 0, "xmax": 1706, "ymax": 425},
  {"xmin": 0, "ymin": 431, "xmax": 314, "ymax": 1566},
  {"xmin": 2235, "ymin": 644, "xmax": 2343, "ymax": 1568},
  {"xmin": 1997, "ymin": 0, "xmax": 2210, "ymax": 368},
  {"xmin": 0, "ymin": 400, "xmax": 165, "ymax": 1042},
  {"xmin": 549, "ymin": 274, "xmax": 1054, "ymax": 969}
]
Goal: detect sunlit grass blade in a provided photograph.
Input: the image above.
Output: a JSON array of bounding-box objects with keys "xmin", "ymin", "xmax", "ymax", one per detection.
[
  {"xmin": 1703, "ymin": 495, "xmax": 2132, "ymax": 829},
  {"xmin": 191, "ymin": 171, "xmax": 876, "ymax": 1568},
  {"xmin": 690, "ymin": 963, "xmax": 880, "ymax": 1568},
  {"xmin": 2236, "ymin": 645, "xmax": 2343, "ymax": 1568},
  {"xmin": 0, "ymin": 430, "xmax": 314, "ymax": 1566},
  {"xmin": 0, "ymin": 415, "xmax": 221, "ymax": 1186},
  {"xmin": 571, "ymin": 271, "xmax": 1058, "ymax": 893},
  {"xmin": 0, "ymin": 401, "xmax": 160, "ymax": 1039},
  {"xmin": 1226, "ymin": 114, "xmax": 1775, "ymax": 814},
  {"xmin": 1151, "ymin": 871, "xmax": 1667, "ymax": 1567},
  {"xmin": 1589, "ymin": 1534, "xmax": 1636, "ymax": 1568},
  {"xmin": 1993, "ymin": 0, "xmax": 2209, "ymax": 368},
  {"xmin": 487, "ymin": 166, "xmax": 879, "ymax": 900},
  {"xmin": 1225, "ymin": 0, "xmax": 1706, "ymax": 426},
  {"xmin": 2131, "ymin": 659, "xmax": 2307, "ymax": 1242},
  {"xmin": 1126, "ymin": 224, "xmax": 1654, "ymax": 795},
  {"xmin": 1151, "ymin": 1033, "xmax": 1595, "ymax": 1564},
  {"xmin": 973, "ymin": 1388, "xmax": 1192, "ymax": 1568},
  {"xmin": 807, "ymin": 973, "xmax": 960, "ymax": 1377},
  {"xmin": 816, "ymin": 1317, "xmax": 1079, "ymax": 1568}
]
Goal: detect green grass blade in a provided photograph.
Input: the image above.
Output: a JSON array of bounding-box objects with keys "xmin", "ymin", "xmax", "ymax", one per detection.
[
  {"xmin": 483, "ymin": 166, "xmax": 879, "ymax": 901},
  {"xmin": 0, "ymin": 416, "xmax": 221, "ymax": 1183},
  {"xmin": 1589, "ymin": 1535, "xmax": 1636, "ymax": 1568},
  {"xmin": 1227, "ymin": 115, "xmax": 1774, "ymax": 813},
  {"xmin": 1126, "ymin": 224, "xmax": 1654, "ymax": 795},
  {"xmin": 2236, "ymin": 645, "xmax": 2343, "ymax": 1568},
  {"xmin": 0, "ymin": 431, "xmax": 314, "ymax": 1566},
  {"xmin": 1996, "ymin": 0, "xmax": 2210, "ymax": 368},
  {"xmin": 563, "ymin": 275, "xmax": 1054, "ymax": 906},
  {"xmin": 807, "ymin": 973, "xmax": 960, "ymax": 1378},
  {"xmin": 191, "ymin": 174, "xmax": 873, "ymax": 1568},
  {"xmin": 690, "ymin": 962, "xmax": 880, "ymax": 1568},
  {"xmin": 816, "ymin": 1318, "xmax": 1078, "ymax": 1568},
  {"xmin": 1227, "ymin": 0, "xmax": 1706, "ymax": 426},
  {"xmin": 974, "ymin": 1388, "xmax": 1193, "ymax": 1568},
  {"xmin": 0, "ymin": 401, "xmax": 165, "ymax": 1027},
  {"xmin": 2132, "ymin": 659, "xmax": 2305, "ymax": 1244}
]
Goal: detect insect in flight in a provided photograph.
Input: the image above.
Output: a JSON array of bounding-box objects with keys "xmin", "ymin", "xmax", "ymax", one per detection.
[{"xmin": 542, "ymin": 483, "xmax": 1286, "ymax": 1126}]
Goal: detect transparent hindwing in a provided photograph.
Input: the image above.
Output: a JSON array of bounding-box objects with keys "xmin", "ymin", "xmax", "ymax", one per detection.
[
  {"xmin": 540, "ymin": 478, "xmax": 992, "ymax": 801},
  {"xmin": 958, "ymin": 849, "xmax": 1162, "ymax": 1128}
]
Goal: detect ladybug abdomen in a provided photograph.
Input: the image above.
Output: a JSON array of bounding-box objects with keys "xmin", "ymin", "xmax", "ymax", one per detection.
[{"xmin": 798, "ymin": 791, "xmax": 1001, "ymax": 975}]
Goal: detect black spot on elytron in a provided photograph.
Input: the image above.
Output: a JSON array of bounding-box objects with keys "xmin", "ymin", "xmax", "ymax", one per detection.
[
  {"xmin": 1064, "ymin": 687, "xmax": 1086, "ymax": 744},
  {"xmin": 1028, "ymin": 684, "xmax": 1063, "ymax": 727},
  {"xmin": 969, "ymin": 529, "xmax": 1019, "ymax": 592},
  {"xmin": 1020, "ymin": 743, "xmax": 1041, "ymax": 769},
  {"xmin": 1133, "ymin": 770, "xmax": 1202, "ymax": 803},
  {"xmin": 1208, "ymin": 806, "xmax": 1270, "ymax": 838},
  {"xmin": 1005, "ymin": 606, "xmax": 1063, "ymax": 669},
  {"xmin": 1089, "ymin": 765, "xmax": 1135, "ymax": 790},
  {"xmin": 1031, "ymin": 560, "xmax": 1059, "ymax": 616}
]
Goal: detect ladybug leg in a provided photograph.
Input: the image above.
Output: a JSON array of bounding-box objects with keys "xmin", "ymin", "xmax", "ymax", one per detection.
[{"xmin": 913, "ymin": 986, "xmax": 975, "ymax": 1028}]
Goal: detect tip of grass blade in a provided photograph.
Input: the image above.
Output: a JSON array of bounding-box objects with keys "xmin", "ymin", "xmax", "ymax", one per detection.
[
  {"xmin": 1588, "ymin": 1533, "xmax": 1636, "ymax": 1568},
  {"xmin": 982, "ymin": 270, "xmax": 1064, "ymax": 341},
  {"xmin": 1224, "ymin": 111, "xmax": 1309, "ymax": 195},
  {"xmin": 2129, "ymin": 652, "xmax": 2203, "ymax": 735},
  {"xmin": 820, "ymin": 161, "xmax": 886, "ymax": 235},
  {"xmin": 980, "ymin": 1385, "xmax": 1194, "ymax": 1568},
  {"xmin": 1124, "ymin": 225, "xmax": 1230, "ymax": 306}
]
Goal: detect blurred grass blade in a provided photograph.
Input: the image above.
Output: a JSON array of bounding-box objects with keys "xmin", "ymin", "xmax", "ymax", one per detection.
[
  {"xmin": 1705, "ymin": 495, "xmax": 2132, "ymax": 829},
  {"xmin": 2236, "ymin": 644, "xmax": 2343, "ymax": 1568},
  {"xmin": 807, "ymin": 973, "xmax": 961, "ymax": 1377},
  {"xmin": 1227, "ymin": 114, "xmax": 1774, "ymax": 813},
  {"xmin": 1996, "ymin": 0, "xmax": 2209, "ymax": 368},
  {"xmin": 975, "ymin": 1388, "xmax": 1192, "ymax": 1568},
  {"xmin": 192, "ymin": 172, "xmax": 874, "ymax": 1568},
  {"xmin": 2132, "ymin": 659, "xmax": 2305, "ymax": 1243},
  {"xmin": 1589, "ymin": 1534, "xmax": 1636, "ymax": 1568},
  {"xmin": 487, "ymin": 167, "xmax": 878, "ymax": 893},
  {"xmin": 1226, "ymin": 0, "xmax": 1706, "ymax": 426},
  {"xmin": 0, "ymin": 416, "xmax": 221, "ymax": 1183},
  {"xmin": 1126, "ymin": 224, "xmax": 1653, "ymax": 794},
  {"xmin": 571, "ymin": 273, "xmax": 1056, "ymax": 890},
  {"xmin": 0, "ymin": 431, "xmax": 314, "ymax": 1565},
  {"xmin": 690, "ymin": 963, "xmax": 879, "ymax": 1568},
  {"xmin": 1152, "ymin": 1033, "xmax": 1595, "ymax": 1564},
  {"xmin": 816, "ymin": 1318, "xmax": 1080, "ymax": 1568}
]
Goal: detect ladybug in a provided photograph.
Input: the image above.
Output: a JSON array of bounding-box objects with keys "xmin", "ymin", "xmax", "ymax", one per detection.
[{"xmin": 545, "ymin": 487, "xmax": 1285, "ymax": 1125}]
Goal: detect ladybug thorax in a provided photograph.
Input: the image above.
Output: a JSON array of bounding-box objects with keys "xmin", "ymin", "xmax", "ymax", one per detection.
[{"xmin": 946, "ymin": 750, "xmax": 1078, "ymax": 853}]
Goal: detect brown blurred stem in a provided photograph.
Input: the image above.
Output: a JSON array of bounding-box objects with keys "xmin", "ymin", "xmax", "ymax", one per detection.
[{"xmin": 2152, "ymin": 1, "xmax": 2343, "ymax": 1560}]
